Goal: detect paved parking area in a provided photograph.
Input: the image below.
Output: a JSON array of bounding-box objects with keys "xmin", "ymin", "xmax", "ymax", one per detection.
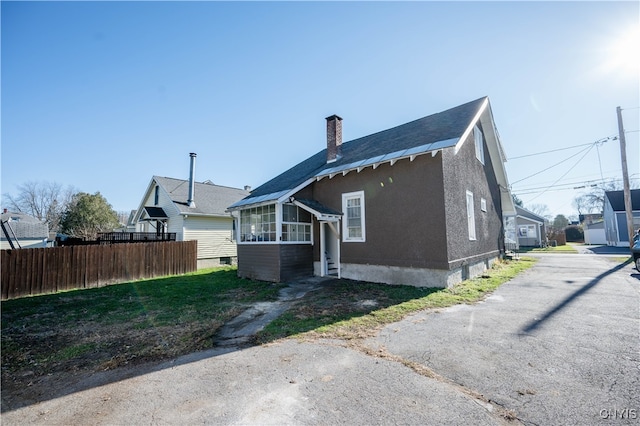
[{"xmin": 367, "ymin": 254, "xmax": 639, "ymax": 425}]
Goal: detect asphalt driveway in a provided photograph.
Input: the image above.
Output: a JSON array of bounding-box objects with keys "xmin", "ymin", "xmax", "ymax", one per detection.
[
  {"xmin": 366, "ymin": 253, "xmax": 639, "ymax": 425},
  {"xmin": 2, "ymin": 254, "xmax": 638, "ymax": 425}
]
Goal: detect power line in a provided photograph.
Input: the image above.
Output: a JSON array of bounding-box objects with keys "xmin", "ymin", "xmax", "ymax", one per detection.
[
  {"xmin": 513, "ymin": 175, "xmax": 640, "ymax": 196},
  {"xmin": 508, "ymin": 136, "xmax": 615, "ymax": 160},
  {"xmin": 510, "ymin": 144, "xmax": 594, "ymax": 185},
  {"xmin": 525, "ymin": 143, "xmax": 597, "ymax": 202}
]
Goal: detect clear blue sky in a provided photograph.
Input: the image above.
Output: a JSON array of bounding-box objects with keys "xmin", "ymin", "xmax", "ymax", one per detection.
[{"xmin": 2, "ymin": 1, "xmax": 638, "ymax": 220}]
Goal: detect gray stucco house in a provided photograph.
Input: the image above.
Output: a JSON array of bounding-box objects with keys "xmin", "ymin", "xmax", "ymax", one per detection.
[{"xmin": 228, "ymin": 97, "xmax": 515, "ymax": 288}]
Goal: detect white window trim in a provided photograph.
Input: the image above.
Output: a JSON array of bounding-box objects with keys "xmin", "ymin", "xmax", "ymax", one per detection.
[
  {"xmin": 237, "ymin": 203, "xmax": 279, "ymax": 244},
  {"xmin": 474, "ymin": 126, "xmax": 485, "ymax": 165},
  {"xmin": 342, "ymin": 190, "xmax": 366, "ymax": 242},
  {"xmin": 280, "ymin": 203, "xmax": 313, "ymax": 245},
  {"xmin": 466, "ymin": 190, "xmax": 476, "ymax": 241},
  {"xmin": 480, "ymin": 198, "xmax": 487, "ymax": 212}
]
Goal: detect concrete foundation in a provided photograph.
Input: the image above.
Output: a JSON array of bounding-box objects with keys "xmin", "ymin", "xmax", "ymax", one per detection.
[{"xmin": 314, "ymin": 256, "xmax": 497, "ymax": 288}]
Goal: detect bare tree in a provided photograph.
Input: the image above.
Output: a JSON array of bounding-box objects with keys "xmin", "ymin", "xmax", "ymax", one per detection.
[
  {"xmin": 573, "ymin": 178, "xmax": 640, "ymax": 214},
  {"xmin": 572, "ymin": 195, "xmax": 595, "ymax": 215},
  {"xmin": 526, "ymin": 203, "xmax": 551, "ymax": 220},
  {"xmin": 3, "ymin": 181, "xmax": 76, "ymax": 233}
]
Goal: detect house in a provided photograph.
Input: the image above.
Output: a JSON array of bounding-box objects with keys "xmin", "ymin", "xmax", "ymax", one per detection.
[
  {"xmin": 228, "ymin": 97, "xmax": 515, "ymax": 288},
  {"xmin": 603, "ymin": 189, "xmax": 640, "ymax": 247},
  {"xmin": 133, "ymin": 154, "xmax": 250, "ymax": 268},
  {"xmin": 1, "ymin": 209, "xmax": 49, "ymax": 249},
  {"xmin": 514, "ymin": 205, "xmax": 547, "ymax": 247}
]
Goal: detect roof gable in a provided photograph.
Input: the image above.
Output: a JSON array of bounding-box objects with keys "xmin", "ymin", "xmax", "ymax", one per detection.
[
  {"xmin": 229, "ymin": 97, "xmax": 515, "ymax": 214},
  {"xmin": 230, "ymin": 97, "xmax": 513, "ymax": 213}
]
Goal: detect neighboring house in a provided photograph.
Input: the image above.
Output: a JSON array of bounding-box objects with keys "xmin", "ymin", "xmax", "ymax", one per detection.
[
  {"xmin": 583, "ymin": 220, "xmax": 606, "ymax": 245},
  {"xmin": 1, "ymin": 209, "xmax": 49, "ymax": 249},
  {"xmin": 133, "ymin": 154, "xmax": 250, "ymax": 268},
  {"xmin": 228, "ymin": 97, "xmax": 515, "ymax": 288},
  {"xmin": 603, "ymin": 189, "xmax": 640, "ymax": 247},
  {"xmin": 515, "ymin": 205, "xmax": 547, "ymax": 247}
]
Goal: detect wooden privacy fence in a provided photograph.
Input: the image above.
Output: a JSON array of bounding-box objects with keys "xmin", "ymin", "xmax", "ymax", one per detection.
[{"xmin": 1, "ymin": 241, "xmax": 197, "ymax": 300}]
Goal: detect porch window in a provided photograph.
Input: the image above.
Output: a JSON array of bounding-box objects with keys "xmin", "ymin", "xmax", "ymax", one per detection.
[
  {"xmin": 239, "ymin": 204, "xmax": 276, "ymax": 242},
  {"xmin": 281, "ymin": 204, "xmax": 312, "ymax": 242},
  {"xmin": 466, "ymin": 190, "xmax": 476, "ymax": 240},
  {"xmin": 342, "ymin": 191, "xmax": 365, "ymax": 242}
]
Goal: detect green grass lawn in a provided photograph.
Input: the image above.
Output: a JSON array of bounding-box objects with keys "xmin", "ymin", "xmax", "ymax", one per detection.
[
  {"xmin": 518, "ymin": 243, "xmax": 578, "ymax": 253},
  {"xmin": 256, "ymin": 257, "xmax": 537, "ymax": 342},
  {"xmin": 2, "ymin": 258, "xmax": 537, "ymax": 392}
]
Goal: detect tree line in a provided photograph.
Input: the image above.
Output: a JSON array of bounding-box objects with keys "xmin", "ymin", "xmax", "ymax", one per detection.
[{"xmin": 2, "ymin": 181, "xmax": 122, "ymax": 240}]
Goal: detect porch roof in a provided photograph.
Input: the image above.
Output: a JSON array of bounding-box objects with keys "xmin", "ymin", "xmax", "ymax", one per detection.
[
  {"xmin": 142, "ymin": 206, "xmax": 169, "ymax": 220},
  {"xmin": 292, "ymin": 198, "xmax": 343, "ymax": 221}
]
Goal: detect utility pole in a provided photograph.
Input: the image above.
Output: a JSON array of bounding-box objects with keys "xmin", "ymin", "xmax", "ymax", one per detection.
[{"xmin": 616, "ymin": 106, "xmax": 634, "ymax": 249}]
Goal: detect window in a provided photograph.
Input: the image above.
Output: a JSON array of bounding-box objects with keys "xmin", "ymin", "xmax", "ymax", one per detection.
[
  {"xmin": 480, "ymin": 198, "xmax": 487, "ymax": 212},
  {"xmin": 239, "ymin": 204, "xmax": 276, "ymax": 242},
  {"xmin": 281, "ymin": 204, "xmax": 312, "ymax": 243},
  {"xmin": 154, "ymin": 186, "xmax": 160, "ymax": 205},
  {"xmin": 466, "ymin": 190, "xmax": 476, "ymax": 240},
  {"xmin": 474, "ymin": 126, "xmax": 485, "ymax": 165},
  {"xmin": 342, "ymin": 191, "xmax": 365, "ymax": 242},
  {"xmin": 518, "ymin": 225, "xmax": 536, "ymax": 237}
]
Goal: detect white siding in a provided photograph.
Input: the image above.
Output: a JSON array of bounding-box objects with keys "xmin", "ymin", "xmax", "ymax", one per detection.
[
  {"xmin": 1, "ymin": 239, "xmax": 47, "ymax": 250},
  {"xmin": 183, "ymin": 216, "xmax": 236, "ymax": 260},
  {"xmin": 138, "ymin": 181, "xmax": 182, "ymax": 236}
]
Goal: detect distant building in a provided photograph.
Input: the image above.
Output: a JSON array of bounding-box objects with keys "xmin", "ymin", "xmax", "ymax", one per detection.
[
  {"xmin": 1, "ymin": 209, "xmax": 49, "ymax": 249},
  {"xmin": 603, "ymin": 189, "xmax": 640, "ymax": 247}
]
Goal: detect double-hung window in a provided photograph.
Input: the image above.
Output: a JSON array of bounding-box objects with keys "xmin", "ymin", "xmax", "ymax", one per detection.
[
  {"xmin": 466, "ymin": 190, "xmax": 476, "ymax": 241},
  {"xmin": 474, "ymin": 126, "xmax": 485, "ymax": 165},
  {"xmin": 342, "ymin": 191, "xmax": 365, "ymax": 242}
]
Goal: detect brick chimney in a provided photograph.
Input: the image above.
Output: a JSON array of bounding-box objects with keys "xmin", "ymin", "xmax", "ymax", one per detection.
[
  {"xmin": 187, "ymin": 153, "xmax": 196, "ymax": 208},
  {"xmin": 326, "ymin": 114, "xmax": 343, "ymax": 163}
]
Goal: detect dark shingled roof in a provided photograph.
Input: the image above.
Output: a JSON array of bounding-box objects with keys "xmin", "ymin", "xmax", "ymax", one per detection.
[
  {"xmin": 295, "ymin": 198, "xmax": 343, "ymax": 216},
  {"xmin": 154, "ymin": 176, "xmax": 250, "ymax": 216},
  {"xmin": 232, "ymin": 97, "xmax": 487, "ymax": 208},
  {"xmin": 515, "ymin": 205, "xmax": 546, "ymax": 223},
  {"xmin": 605, "ymin": 189, "xmax": 640, "ymax": 211}
]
